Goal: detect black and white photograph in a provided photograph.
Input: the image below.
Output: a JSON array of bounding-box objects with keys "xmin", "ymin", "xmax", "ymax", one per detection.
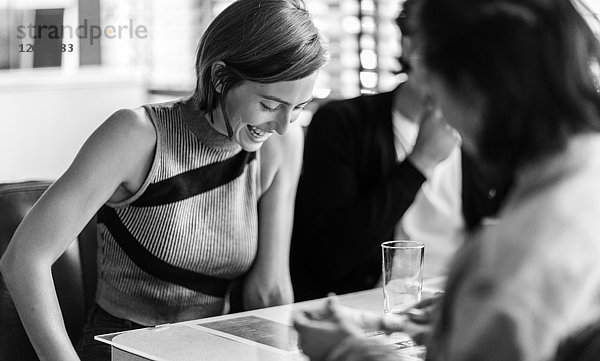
[{"xmin": 2, "ymin": 0, "xmax": 600, "ymax": 360}]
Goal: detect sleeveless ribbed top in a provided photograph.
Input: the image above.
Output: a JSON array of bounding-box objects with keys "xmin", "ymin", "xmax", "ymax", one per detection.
[{"xmin": 95, "ymin": 98, "xmax": 261, "ymax": 326}]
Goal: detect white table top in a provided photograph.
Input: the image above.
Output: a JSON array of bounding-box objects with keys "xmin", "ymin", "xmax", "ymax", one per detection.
[{"xmin": 96, "ymin": 278, "xmax": 445, "ymax": 361}]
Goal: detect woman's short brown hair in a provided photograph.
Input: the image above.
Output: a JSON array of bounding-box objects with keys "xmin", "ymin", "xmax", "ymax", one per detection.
[{"xmin": 193, "ymin": 0, "xmax": 327, "ymax": 136}]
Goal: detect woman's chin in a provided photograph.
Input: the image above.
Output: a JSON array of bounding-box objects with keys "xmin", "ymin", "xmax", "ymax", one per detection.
[
  {"xmin": 240, "ymin": 142, "xmax": 264, "ymax": 152},
  {"xmin": 235, "ymin": 131, "xmax": 267, "ymax": 152}
]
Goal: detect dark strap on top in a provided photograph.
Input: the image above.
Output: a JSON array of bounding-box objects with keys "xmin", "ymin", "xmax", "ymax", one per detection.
[
  {"xmin": 132, "ymin": 150, "xmax": 256, "ymax": 207},
  {"xmin": 97, "ymin": 206, "xmax": 229, "ymax": 297}
]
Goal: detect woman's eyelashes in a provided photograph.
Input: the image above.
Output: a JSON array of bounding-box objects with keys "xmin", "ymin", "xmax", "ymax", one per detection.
[
  {"xmin": 259, "ymin": 102, "xmax": 306, "ymax": 113},
  {"xmin": 259, "ymin": 102, "xmax": 278, "ymax": 112}
]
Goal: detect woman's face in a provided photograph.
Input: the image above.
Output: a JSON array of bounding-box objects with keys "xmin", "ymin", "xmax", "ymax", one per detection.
[{"xmin": 213, "ymin": 72, "xmax": 318, "ymax": 152}]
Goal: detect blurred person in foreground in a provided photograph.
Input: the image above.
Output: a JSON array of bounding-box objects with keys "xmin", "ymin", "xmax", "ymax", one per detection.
[
  {"xmin": 294, "ymin": 0, "xmax": 600, "ymax": 360},
  {"xmin": 0, "ymin": 0, "xmax": 326, "ymax": 360},
  {"xmin": 290, "ymin": 0, "xmax": 510, "ymax": 302}
]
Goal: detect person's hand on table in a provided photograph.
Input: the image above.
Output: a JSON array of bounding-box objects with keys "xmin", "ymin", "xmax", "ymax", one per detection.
[
  {"xmin": 293, "ymin": 294, "xmax": 443, "ymax": 360},
  {"xmin": 293, "ymin": 296, "xmax": 363, "ymax": 361},
  {"xmin": 390, "ymin": 295, "xmax": 441, "ymax": 345}
]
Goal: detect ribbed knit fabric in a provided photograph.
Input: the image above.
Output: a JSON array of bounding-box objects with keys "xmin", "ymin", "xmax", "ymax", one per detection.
[{"xmin": 95, "ymin": 98, "xmax": 261, "ymax": 326}]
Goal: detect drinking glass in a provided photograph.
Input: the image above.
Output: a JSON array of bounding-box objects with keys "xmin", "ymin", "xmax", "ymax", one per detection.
[{"xmin": 381, "ymin": 240, "xmax": 424, "ymax": 314}]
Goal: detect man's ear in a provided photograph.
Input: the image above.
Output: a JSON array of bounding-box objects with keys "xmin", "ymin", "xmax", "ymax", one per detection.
[{"xmin": 211, "ymin": 61, "xmax": 226, "ymax": 93}]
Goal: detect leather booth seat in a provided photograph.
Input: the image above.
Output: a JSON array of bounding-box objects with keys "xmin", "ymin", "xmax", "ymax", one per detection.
[{"xmin": 0, "ymin": 181, "xmax": 97, "ymax": 361}]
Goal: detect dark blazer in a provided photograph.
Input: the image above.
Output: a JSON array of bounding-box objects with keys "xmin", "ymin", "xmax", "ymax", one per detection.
[{"xmin": 290, "ymin": 90, "xmax": 511, "ymax": 301}]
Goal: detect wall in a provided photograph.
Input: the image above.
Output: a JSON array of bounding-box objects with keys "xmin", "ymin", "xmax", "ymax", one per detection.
[{"xmin": 0, "ymin": 67, "xmax": 148, "ymax": 182}]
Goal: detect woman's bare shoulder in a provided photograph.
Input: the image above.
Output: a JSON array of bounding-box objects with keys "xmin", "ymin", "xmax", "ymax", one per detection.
[
  {"xmin": 102, "ymin": 107, "xmax": 156, "ymax": 143},
  {"xmin": 260, "ymin": 123, "xmax": 304, "ymax": 191},
  {"xmin": 61, "ymin": 106, "xmax": 157, "ymax": 199},
  {"xmin": 262, "ymin": 123, "xmax": 304, "ymax": 163}
]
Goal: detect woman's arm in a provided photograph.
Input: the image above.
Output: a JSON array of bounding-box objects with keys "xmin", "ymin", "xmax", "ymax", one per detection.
[
  {"xmin": 242, "ymin": 122, "xmax": 304, "ymax": 309},
  {"xmin": 0, "ymin": 108, "xmax": 155, "ymax": 361}
]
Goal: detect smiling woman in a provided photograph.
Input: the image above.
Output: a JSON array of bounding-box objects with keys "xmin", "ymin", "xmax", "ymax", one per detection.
[
  {"xmin": 212, "ymin": 73, "xmax": 318, "ymax": 152},
  {"xmin": 193, "ymin": 0, "xmax": 326, "ymax": 143},
  {"xmin": 0, "ymin": 1, "xmax": 327, "ymax": 361}
]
